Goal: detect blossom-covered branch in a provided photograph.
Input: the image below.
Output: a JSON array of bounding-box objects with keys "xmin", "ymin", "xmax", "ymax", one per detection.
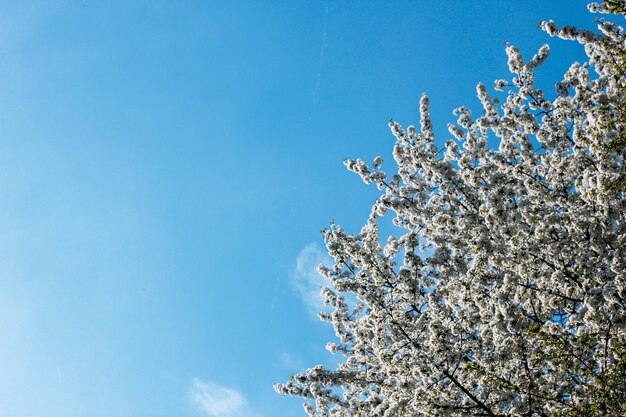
[{"xmin": 276, "ymin": 2, "xmax": 626, "ymax": 416}]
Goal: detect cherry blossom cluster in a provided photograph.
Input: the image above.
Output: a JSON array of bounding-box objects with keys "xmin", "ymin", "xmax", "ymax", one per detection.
[{"xmin": 276, "ymin": 2, "xmax": 626, "ymax": 415}]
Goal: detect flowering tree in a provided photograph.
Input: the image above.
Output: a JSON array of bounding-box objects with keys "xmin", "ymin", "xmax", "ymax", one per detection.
[{"xmin": 276, "ymin": 2, "xmax": 626, "ymax": 416}]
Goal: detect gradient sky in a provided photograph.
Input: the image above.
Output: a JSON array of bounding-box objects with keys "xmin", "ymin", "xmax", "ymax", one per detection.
[{"xmin": 0, "ymin": 1, "xmax": 598, "ymax": 416}]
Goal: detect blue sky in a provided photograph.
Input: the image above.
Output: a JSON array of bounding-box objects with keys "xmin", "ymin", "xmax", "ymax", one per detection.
[{"xmin": 0, "ymin": 1, "xmax": 597, "ymax": 416}]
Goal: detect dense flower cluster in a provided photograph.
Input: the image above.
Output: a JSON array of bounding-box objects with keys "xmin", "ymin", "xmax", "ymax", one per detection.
[{"xmin": 276, "ymin": 2, "xmax": 626, "ymax": 415}]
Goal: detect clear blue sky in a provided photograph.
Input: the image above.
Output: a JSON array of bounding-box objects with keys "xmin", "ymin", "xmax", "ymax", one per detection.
[{"xmin": 0, "ymin": 1, "xmax": 596, "ymax": 416}]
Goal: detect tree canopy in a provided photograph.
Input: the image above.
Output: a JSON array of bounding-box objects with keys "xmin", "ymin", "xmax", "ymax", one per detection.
[{"xmin": 276, "ymin": 2, "xmax": 626, "ymax": 416}]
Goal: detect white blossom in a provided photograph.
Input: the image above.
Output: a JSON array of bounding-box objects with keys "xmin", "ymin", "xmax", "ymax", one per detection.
[{"xmin": 276, "ymin": 2, "xmax": 626, "ymax": 416}]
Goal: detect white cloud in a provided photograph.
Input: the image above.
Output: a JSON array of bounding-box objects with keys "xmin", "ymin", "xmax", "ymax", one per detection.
[
  {"xmin": 291, "ymin": 243, "xmax": 333, "ymax": 316},
  {"xmin": 189, "ymin": 379, "xmax": 258, "ymax": 417},
  {"xmin": 273, "ymin": 350, "xmax": 306, "ymax": 372}
]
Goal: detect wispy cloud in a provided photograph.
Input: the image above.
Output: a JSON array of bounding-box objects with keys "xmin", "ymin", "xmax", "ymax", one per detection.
[
  {"xmin": 189, "ymin": 378, "xmax": 258, "ymax": 417},
  {"xmin": 273, "ymin": 350, "xmax": 306, "ymax": 372},
  {"xmin": 291, "ymin": 242, "xmax": 333, "ymax": 316},
  {"xmin": 310, "ymin": 5, "xmax": 330, "ymax": 120}
]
